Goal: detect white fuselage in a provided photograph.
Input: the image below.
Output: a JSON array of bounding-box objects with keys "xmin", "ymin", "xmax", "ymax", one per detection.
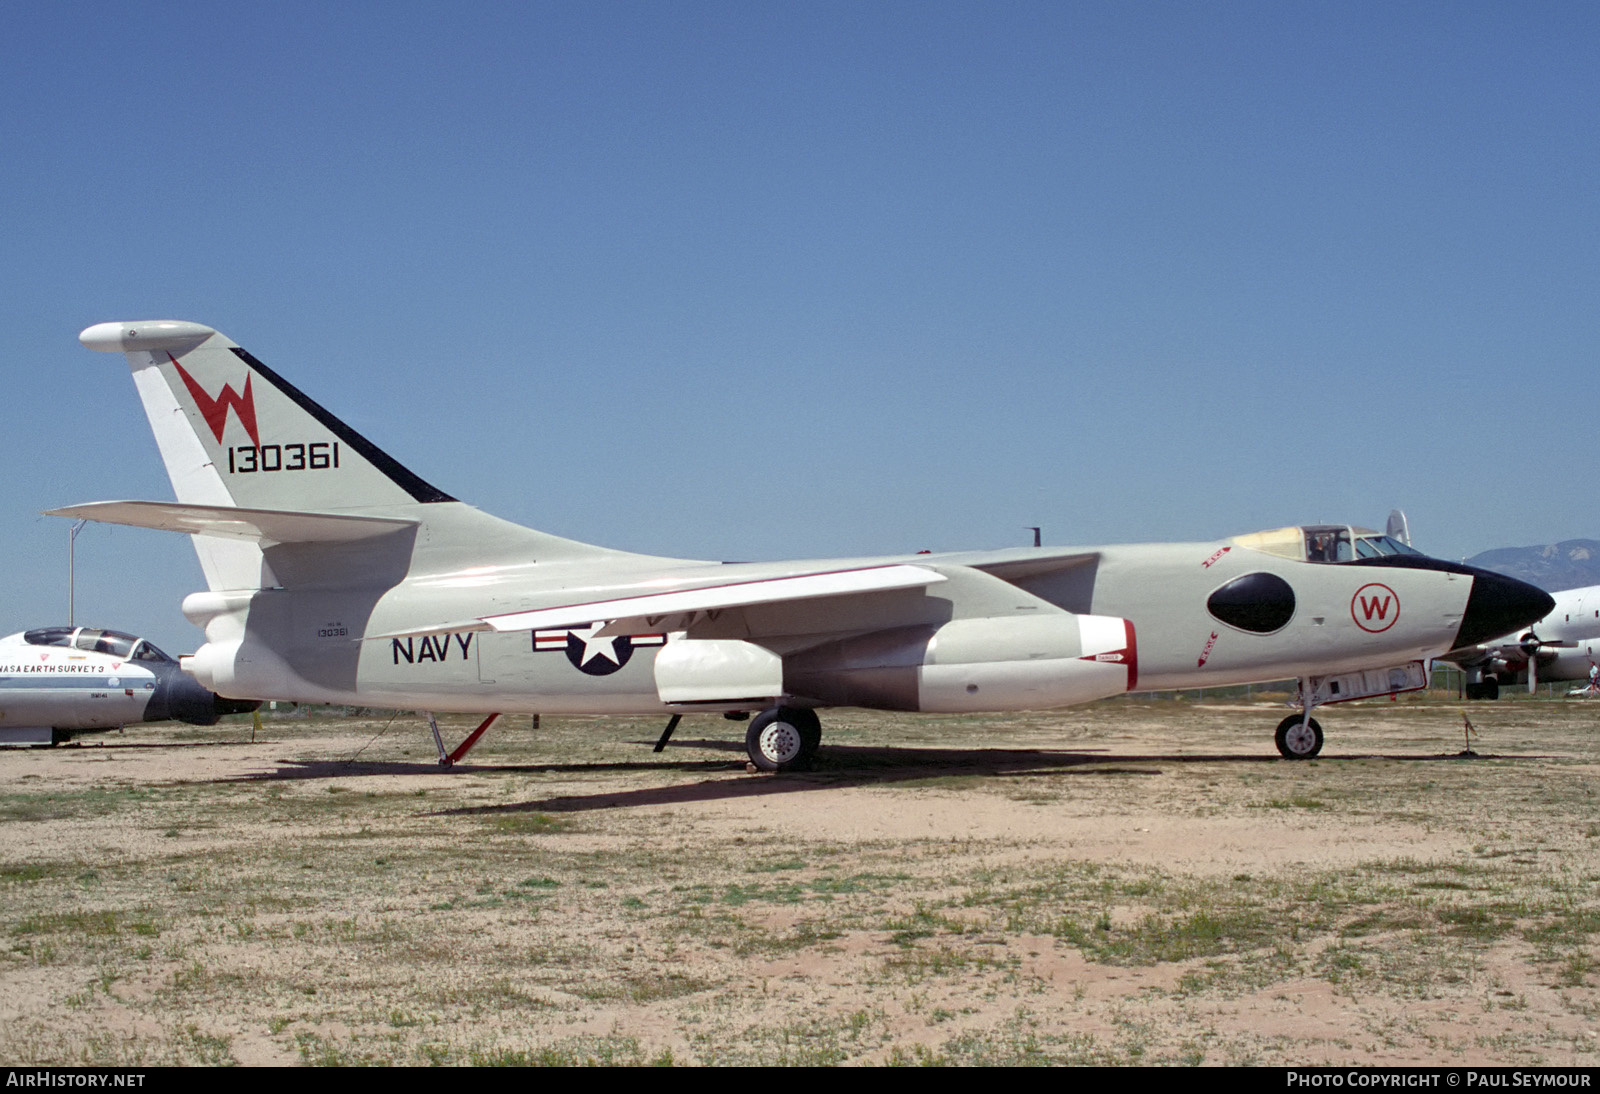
[
  {"xmin": 180, "ymin": 538, "xmax": 1486, "ymax": 716},
  {"xmin": 0, "ymin": 637, "xmax": 160, "ymax": 731}
]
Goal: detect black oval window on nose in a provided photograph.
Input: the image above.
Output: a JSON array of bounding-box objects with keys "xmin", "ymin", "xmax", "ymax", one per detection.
[{"xmin": 1208, "ymin": 572, "xmax": 1296, "ymax": 634}]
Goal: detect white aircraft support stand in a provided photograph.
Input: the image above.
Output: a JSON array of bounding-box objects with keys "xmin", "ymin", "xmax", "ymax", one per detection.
[{"xmin": 426, "ymin": 711, "xmax": 450, "ymax": 766}]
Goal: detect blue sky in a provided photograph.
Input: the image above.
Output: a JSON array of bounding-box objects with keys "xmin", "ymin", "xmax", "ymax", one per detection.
[{"xmin": 2, "ymin": 2, "xmax": 1596, "ymax": 654}]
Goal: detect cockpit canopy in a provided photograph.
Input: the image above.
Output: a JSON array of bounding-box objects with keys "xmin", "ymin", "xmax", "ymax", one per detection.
[
  {"xmin": 20, "ymin": 627, "xmax": 175, "ymax": 663},
  {"xmin": 1227, "ymin": 525, "xmax": 1426, "ymax": 564}
]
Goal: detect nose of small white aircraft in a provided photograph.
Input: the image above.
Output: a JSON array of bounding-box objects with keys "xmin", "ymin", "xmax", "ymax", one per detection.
[
  {"xmin": 1454, "ymin": 570, "xmax": 1555, "ymax": 650},
  {"xmin": 148, "ymin": 667, "xmax": 262, "ymax": 726}
]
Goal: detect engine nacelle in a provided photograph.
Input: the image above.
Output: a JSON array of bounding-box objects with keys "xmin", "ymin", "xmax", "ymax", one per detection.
[
  {"xmin": 785, "ymin": 613, "xmax": 1136, "ymax": 713},
  {"xmin": 181, "ymin": 591, "xmax": 313, "ymax": 703},
  {"xmin": 1544, "ymin": 643, "xmax": 1600, "ymax": 683}
]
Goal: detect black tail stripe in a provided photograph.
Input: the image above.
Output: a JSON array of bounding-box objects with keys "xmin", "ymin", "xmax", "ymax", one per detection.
[{"xmin": 229, "ymin": 347, "xmax": 456, "ymax": 504}]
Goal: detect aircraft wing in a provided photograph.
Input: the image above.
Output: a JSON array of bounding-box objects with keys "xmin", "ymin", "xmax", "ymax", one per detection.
[
  {"xmin": 377, "ymin": 563, "xmax": 948, "ymax": 639},
  {"xmin": 960, "ymin": 550, "xmax": 1100, "ymax": 582},
  {"xmin": 46, "ymin": 501, "xmax": 418, "ymax": 545}
]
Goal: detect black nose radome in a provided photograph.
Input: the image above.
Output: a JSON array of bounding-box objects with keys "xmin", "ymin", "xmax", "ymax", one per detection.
[
  {"xmin": 147, "ymin": 667, "xmax": 261, "ymax": 726},
  {"xmin": 1454, "ymin": 570, "xmax": 1555, "ymax": 650}
]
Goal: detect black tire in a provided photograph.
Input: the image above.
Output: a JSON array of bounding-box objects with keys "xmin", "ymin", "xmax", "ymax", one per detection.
[
  {"xmin": 1274, "ymin": 714, "xmax": 1323, "ymax": 759},
  {"xmin": 745, "ymin": 707, "xmax": 819, "ymax": 772},
  {"xmin": 1467, "ymin": 678, "xmax": 1502, "ymax": 700},
  {"xmin": 788, "ymin": 707, "xmax": 821, "ymax": 759}
]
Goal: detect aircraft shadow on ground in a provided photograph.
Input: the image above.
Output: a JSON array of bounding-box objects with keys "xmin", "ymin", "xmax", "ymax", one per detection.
[
  {"xmin": 205, "ymin": 737, "xmax": 1534, "ymax": 814},
  {"xmin": 425, "ymin": 741, "xmax": 1529, "ymax": 818}
]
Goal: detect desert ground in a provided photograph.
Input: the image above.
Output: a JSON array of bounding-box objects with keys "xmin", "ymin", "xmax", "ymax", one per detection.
[{"xmin": 0, "ymin": 693, "xmax": 1596, "ymax": 1066}]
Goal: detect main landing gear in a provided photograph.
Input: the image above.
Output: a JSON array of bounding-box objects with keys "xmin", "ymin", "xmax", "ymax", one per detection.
[{"xmin": 744, "ymin": 706, "xmax": 822, "ymax": 772}]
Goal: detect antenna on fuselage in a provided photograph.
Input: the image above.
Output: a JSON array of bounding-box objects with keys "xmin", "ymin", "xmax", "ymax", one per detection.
[{"xmin": 1387, "ymin": 509, "xmax": 1412, "ymax": 547}]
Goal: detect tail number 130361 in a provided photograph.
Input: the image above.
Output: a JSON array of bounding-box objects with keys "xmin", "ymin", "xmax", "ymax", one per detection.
[{"xmin": 228, "ymin": 442, "xmax": 340, "ymax": 473}]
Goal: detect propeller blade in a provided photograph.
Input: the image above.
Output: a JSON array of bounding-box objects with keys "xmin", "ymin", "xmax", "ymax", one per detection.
[{"xmin": 1520, "ymin": 631, "xmax": 1542, "ymax": 693}]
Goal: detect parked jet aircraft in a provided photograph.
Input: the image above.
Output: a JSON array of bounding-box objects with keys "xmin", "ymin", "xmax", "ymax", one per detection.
[
  {"xmin": 0, "ymin": 626, "xmax": 260, "ymax": 745},
  {"xmin": 1449, "ymin": 584, "xmax": 1600, "ymax": 698},
  {"xmin": 50, "ymin": 321, "xmax": 1553, "ymax": 767}
]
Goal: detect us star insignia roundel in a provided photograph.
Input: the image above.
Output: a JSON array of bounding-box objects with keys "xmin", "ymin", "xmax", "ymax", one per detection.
[{"xmin": 533, "ymin": 624, "xmax": 666, "ymax": 675}]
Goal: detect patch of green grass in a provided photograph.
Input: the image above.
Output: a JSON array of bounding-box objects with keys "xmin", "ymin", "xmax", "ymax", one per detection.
[
  {"xmin": 467, "ymin": 1036, "xmax": 673, "ymax": 1066},
  {"xmin": 1057, "ymin": 907, "xmax": 1274, "ymax": 964},
  {"xmin": 0, "ymin": 863, "xmax": 49, "ymax": 882},
  {"xmin": 0, "ymin": 786, "xmax": 157, "ymax": 822},
  {"xmin": 885, "ymin": 902, "xmax": 969, "ymax": 946},
  {"xmin": 13, "ymin": 910, "xmax": 122, "ymax": 937},
  {"xmin": 1437, "ymin": 906, "xmax": 1516, "ymax": 941},
  {"xmin": 569, "ymin": 971, "xmax": 709, "ymax": 1004},
  {"xmin": 175, "ymin": 1025, "xmax": 235, "ymax": 1066}
]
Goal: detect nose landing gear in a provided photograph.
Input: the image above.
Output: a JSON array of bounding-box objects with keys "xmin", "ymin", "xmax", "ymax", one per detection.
[{"xmin": 1274, "ymin": 711, "xmax": 1324, "ymax": 759}]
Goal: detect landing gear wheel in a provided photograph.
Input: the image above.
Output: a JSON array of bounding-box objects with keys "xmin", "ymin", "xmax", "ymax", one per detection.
[
  {"xmin": 746, "ymin": 707, "xmax": 820, "ymax": 772},
  {"xmin": 1274, "ymin": 714, "xmax": 1323, "ymax": 759},
  {"xmin": 789, "ymin": 708, "xmax": 821, "ymax": 759}
]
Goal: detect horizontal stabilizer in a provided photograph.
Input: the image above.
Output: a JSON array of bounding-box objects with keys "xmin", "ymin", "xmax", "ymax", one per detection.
[
  {"xmin": 373, "ymin": 563, "xmax": 948, "ymax": 640},
  {"xmin": 45, "ymin": 501, "xmax": 417, "ymax": 545}
]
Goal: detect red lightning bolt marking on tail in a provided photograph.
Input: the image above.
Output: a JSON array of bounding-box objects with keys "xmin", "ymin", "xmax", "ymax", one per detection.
[{"xmin": 169, "ymin": 353, "xmax": 260, "ymax": 446}]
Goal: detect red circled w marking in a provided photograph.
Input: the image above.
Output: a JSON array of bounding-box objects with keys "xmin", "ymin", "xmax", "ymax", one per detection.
[{"xmin": 1351, "ymin": 583, "xmax": 1400, "ymax": 633}]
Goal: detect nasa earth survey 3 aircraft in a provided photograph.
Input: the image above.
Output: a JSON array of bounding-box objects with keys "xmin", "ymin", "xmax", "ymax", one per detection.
[
  {"xmin": 49, "ymin": 321, "xmax": 1552, "ymax": 769},
  {"xmin": 0, "ymin": 626, "xmax": 259, "ymax": 746}
]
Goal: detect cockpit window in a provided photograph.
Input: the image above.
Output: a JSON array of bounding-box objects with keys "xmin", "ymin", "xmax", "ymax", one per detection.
[
  {"xmin": 1231, "ymin": 524, "xmax": 1427, "ymax": 564},
  {"xmin": 1354, "ymin": 535, "xmax": 1424, "ymax": 559},
  {"xmin": 74, "ymin": 629, "xmax": 135, "ymax": 657},
  {"xmin": 131, "ymin": 641, "xmax": 174, "ymax": 663},
  {"xmin": 22, "ymin": 627, "xmax": 74, "ymax": 648},
  {"xmin": 21, "ymin": 627, "xmax": 159, "ymax": 658},
  {"xmin": 1304, "ymin": 528, "xmax": 1353, "ymax": 563}
]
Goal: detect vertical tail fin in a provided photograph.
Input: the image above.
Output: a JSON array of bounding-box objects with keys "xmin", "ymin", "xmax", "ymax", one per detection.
[
  {"xmin": 77, "ymin": 321, "xmax": 641, "ymax": 593},
  {"xmin": 79, "ymin": 321, "xmax": 455, "ymax": 513}
]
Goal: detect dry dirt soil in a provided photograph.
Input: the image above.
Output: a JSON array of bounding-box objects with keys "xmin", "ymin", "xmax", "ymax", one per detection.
[{"xmin": 0, "ymin": 695, "xmax": 1596, "ymax": 1066}]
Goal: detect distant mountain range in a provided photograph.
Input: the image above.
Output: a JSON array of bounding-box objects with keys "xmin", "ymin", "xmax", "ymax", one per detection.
[{"xmin": 1464, "ymin": 539, "xmax": 1600, "ymax": 592}]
